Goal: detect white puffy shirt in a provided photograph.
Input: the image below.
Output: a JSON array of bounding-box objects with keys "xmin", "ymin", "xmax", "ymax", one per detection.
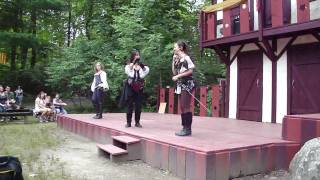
[
  {"xmin": 178, "ymin": 55, "xmax": 195, "ymax": 74},
  {"xmin": 91, "ymin": 71, "xmax": 109, "ymax": 92},
  {"xmin": 125, "ymin": 65, "xmax": 150, "ymax": 79}
]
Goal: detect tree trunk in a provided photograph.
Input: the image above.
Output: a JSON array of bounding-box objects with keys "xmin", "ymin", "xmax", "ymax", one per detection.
[
  {"xmin": 30, "ymin": 9, "xmax": 37, "ymax": 68},
  {"xmin": 85, "ymin": 0, "xmax": 93, "ymax": 40},
  {"xmin": 20, "ymin": 47, "xmax": 28, "ymax": 69},
  {"xmin": 67, "ymin": 0, "xmax": 72, "ymax": 47},
  {"xmin": 10, "ymin": 46, "xmax": 17, "ymax": 70}
]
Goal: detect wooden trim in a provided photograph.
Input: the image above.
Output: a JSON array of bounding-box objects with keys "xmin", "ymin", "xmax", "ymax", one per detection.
[
  {"xmin": 271, "ymin": 60, "xmax": 277, "ymax": 123},
  {"xmin": 287, "ymin": 46, "xmax": 292, "ymax": 115},
  {"xmin": 201, "ymin": 19, "xmax": 320, "ymax": 48},
  {"xmin": 225, "ymin": 66, "xmax": 230, "ymax": 118}
]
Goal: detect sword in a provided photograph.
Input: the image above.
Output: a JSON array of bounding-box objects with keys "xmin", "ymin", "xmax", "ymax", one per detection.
[{"xmin": 180, "ymin": 84, "xmax": 210, "ymax": 112}]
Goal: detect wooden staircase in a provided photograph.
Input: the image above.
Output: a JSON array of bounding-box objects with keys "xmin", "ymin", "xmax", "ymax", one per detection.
[{"xmin": 97, "ymin": 135, "xmax": 141, "ymax": 162}]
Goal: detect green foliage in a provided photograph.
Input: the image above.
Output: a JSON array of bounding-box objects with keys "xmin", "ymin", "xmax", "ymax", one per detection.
[{"xmin": 0, "ymin": 0, "xmax": 226, "ymax": 112}]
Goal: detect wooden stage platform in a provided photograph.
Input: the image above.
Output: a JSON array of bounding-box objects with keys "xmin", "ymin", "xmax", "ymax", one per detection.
[{"xmin": 57, "ymin": 113, "xmax": 304, "ymax": 180}]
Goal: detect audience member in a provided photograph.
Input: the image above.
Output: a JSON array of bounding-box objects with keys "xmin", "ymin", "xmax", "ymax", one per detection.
[{"xmin": 53, "ymin": 94, "xmax": 68, "ymax": 114}]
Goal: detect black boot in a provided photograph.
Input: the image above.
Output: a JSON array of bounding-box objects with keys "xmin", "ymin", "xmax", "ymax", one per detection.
[
  {"xmin": 135, "ymin": 111, "xmax": 142, "ymax": 128},
  {"xmin": 185, "ymin": 112, "xmax": 192, "ymax": 135},
  {"xmin": 98, "ymin": 103, "xmax": 103, "ymax": 119},
  {"xmin": 92, "ymin": 102, "xmax": 99, "ymax": 119},
  {"xmin": 93, "ymin": 103, "xmax": 103, "ymax": 119},
  {"xmin": 126, "ymin": 113, "xmax": 132, "ymax": 128},
  {"xmin": 175, "ymin": 113, "xmax": 188, "ymax": 136}
]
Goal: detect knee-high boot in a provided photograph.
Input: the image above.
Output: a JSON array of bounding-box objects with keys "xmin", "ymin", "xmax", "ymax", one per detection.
[
  {"xmin": 126, "ymin": 113, "xmax": 132, "ymax": 127},
  {"xmin": 98, "ymin": 103, "xmax": 103, "ymax": 118},
  {"xmin": 135, "ymin": 111, "xmax": 142, "ymax": 128},
  {"xmin": 185, "ymin": 112, "xmax": 192, "ymax": 135},
  {"xmin": 175, "ymin": 113, "xmax": 190, "ymax": 136}
]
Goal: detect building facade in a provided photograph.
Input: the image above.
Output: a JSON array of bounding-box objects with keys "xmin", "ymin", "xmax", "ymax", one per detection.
[{"xmin": 200, "ymin": 0, "xmax": 320, "ymax": 123}]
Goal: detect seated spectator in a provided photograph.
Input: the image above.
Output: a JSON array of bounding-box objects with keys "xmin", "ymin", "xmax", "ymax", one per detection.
[
  {"xmin": 15, "ymin": 86, "xmax": 23, "ymax": 108},
  {"xmin": 0, "ymin": 85, "xmax": 7, "ymax": 113},
  {"xmin": 45, "ymin": 95, "xmax": 56, "ymax": 121},
  {"xmin": 53, "ymin": 94, "xmax": 68, "ymax": 114},
  {"xmin": 5, "ymin": 86, "xmax": 17, "ymax": 110},
  {"xmin": 34, "ymin": 92, "xmax": 52, "ymax": 123}
]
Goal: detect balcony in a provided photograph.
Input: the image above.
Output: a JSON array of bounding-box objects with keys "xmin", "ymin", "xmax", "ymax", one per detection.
[{"xmin": 200, "ymin": 0, "xmax": 320, "ymax": 48}]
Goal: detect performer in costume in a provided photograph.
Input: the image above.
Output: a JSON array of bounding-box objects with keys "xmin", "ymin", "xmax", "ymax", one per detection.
[
  {"xmin": 124, "ymin": 49, "xmax": 149, "ymax": 128},
  {"xmin": 172, "ymin": 41, "xmax": 195, "ymax": 136},
  {"xmin": 91, "ymin": 62, "xmax": 109, "ymax": 119}
]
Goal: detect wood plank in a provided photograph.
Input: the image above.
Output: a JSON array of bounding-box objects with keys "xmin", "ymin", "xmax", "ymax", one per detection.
[
  {"xmin": 223, "ymin": 10, "xmax": 232, "ymax": 37},
  {"xmin": 240, "ymin": 1, "xmax": 250, "ymax": 33},
  {"xmin": 297, "ymin": 0, "xmax": 310, "ymax": 23},
  {"xmin": 112, "ymin": 135, "xmax": 140, "ymax": 145},
  {"xmin": 199, "ymin": 87, "xmax": 208, "ymax": 117},
  {"xmin": 271, "ymin": 0, "xmax": 283, "ymax": 27},
  {"xmin": 97, "ymin": 144, "xmax": 128, "ymax": 155},
  {"xmin": 207, "ymin": 12, "xmax": 216, "ymax": 40},
  {"xmin": 168, "ymin": 88, "xmax": 174, "ymax": 114}
]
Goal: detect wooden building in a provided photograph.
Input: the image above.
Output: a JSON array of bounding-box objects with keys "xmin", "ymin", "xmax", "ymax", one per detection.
[{"xmin": 200, "ymin": 0, "xmax": 320, "ymax": 123}]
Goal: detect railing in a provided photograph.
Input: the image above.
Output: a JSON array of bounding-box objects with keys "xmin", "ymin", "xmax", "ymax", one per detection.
[
  {"xmin": 156, "ymin": 82, "xmax": 227, "ymax": 117},
  {"xmin": 200, "ymin": 0, "xmax": 320, "ymax": 43}
]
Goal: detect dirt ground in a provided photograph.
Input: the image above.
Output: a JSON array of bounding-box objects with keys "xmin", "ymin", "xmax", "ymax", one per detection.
[
  {"xmin": 37, "ymin": 129, "xmax": 179, "ymax": 180},
  {"xmin": 34, "ymin": 128, "xmax": 290, "ymax": 180}
]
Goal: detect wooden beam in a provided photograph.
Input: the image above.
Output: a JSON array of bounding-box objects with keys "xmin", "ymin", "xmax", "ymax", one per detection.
[
  {"xmin": 311, "ymin": 31, "xmax": 320, "ymax": 42},
  {"xmin": 230, "ymin": 44, "xmax": 244, "ymax": 65},
  {"xmin": 262, "ymin": 40, "xmax": 277, "ymax": 62},
  {"xmin": 276, "ymin": 36, "xmax": 297, "ymax": 60},
  {"xmin": 213, "ymin": 45, "xmax": 229, "ymax": 65}
]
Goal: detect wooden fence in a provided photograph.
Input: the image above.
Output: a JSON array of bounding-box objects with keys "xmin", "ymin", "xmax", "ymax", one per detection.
[{"xmin": 157, "ymin": 81, "xmax": 226, "ymax": 117}]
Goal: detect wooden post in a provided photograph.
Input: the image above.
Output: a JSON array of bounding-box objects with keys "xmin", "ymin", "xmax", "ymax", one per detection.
[
  {"xmin": 168, "ymin": 88, "xmax": 174, "ymax": 114},
  {"xmin": 271, "ymin": 0, "xmax": 283, "ymax": 27},
  {"xmin": 190, "ymin": 90, "xmax": 195, "ymax": 115},
  {"xmin": 212, "ymin": 85, "xmax": 220, "ymax": 117},
  {"xmin": 177, "ymin": 97, "xmax": 181, "ymax": 114},
  {"xmin": 240, "ymin": 1, "xmax": 250, "ymax": 33},
  {"xmin": 207, "ymin": 12, "xmax": 216, "ymax": 40},
  {"xmin": 297, "ymin": 0, "xmax": 310, "ymax": 22},
  {"xmin": 223, "ymin": 10, "xmax": 232, "ymax": 37},
  {"xmin": 199, "ymin": 86, "xmax": 208, "ymax": 117}
]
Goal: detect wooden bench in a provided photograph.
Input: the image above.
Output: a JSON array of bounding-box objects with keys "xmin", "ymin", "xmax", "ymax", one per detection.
[{"xmin": 0, "ymin": 109, "xmax": 33, "ymax": 123}]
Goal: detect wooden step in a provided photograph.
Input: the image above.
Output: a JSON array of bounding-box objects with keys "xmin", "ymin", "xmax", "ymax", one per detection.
[
  {"xmin": 112, "ymin": 135, "xmax": 140, "ymax": 145},
  {"xmin": 97, "ymin": 144, "xmax": 128, "ymax": 155}
]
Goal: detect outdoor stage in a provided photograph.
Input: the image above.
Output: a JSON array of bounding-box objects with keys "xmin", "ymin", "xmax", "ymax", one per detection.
[{"xmin": 57, "ymin": 113, "xmax": 303, "ymax": 180}]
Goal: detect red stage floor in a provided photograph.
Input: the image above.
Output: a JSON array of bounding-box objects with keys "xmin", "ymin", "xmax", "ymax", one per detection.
[
  {"xmin": 57, "ymin": 113, "xmax": 301, "ymax": 180},
  {"xmin": 61, "ymin": 113, "xmax": 295, "ymax": 153}
]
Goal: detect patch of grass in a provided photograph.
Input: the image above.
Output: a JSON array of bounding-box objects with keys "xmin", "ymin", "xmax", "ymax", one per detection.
[{"xmin": 0, "ymin": 123, "xmax": 72, "ymax": 179}]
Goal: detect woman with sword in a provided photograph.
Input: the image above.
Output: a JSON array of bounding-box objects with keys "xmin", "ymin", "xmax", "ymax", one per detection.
[{"xmin": 172, "ymin": 40, "xmax": 196, "ymax": 136}]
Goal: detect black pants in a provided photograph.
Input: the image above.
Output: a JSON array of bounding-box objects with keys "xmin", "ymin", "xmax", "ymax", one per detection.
[
  {"xmin": 127, "ymin": 90, "xmax": 142, "ymax": 124},
  {"xmin": 92, "ymin": 88, "xmax": 104, "ymax": 116},
  {"xmin": 179, "ymin": 90, "xmax": 193, "ymax": 129}
]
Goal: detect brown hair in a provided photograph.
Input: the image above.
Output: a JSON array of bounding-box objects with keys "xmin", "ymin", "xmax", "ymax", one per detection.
[
  {"xmin": 94, "ymin": 62, "xmax": 104, "ymax": 72},
  {"xmin": 176, "ymin": 40, "xmax": 188, "ymax": 54},
  {"xmin": 128, "ymin": 49, "xmax": 140, "ymax": 64}
]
